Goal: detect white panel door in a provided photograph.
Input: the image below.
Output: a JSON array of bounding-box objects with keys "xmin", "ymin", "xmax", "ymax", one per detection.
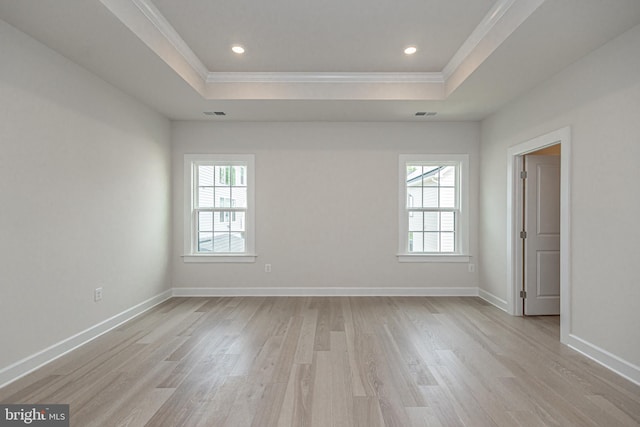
[{"xmin": 524, "ymin": 155, "xmax": 561, "ymax": 315}]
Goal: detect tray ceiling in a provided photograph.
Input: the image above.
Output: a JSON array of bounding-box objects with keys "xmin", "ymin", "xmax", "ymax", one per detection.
[{"xmin": 1, "ymin": 0, "xmax": 639, "ymax": 120}]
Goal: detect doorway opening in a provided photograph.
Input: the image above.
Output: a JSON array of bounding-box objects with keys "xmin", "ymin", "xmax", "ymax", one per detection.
[{"xmin": 506, "ymin": 127, "xmax": 571, "ymax": 344}]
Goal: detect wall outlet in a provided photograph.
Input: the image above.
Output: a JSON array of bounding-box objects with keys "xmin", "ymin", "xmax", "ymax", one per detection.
[
  {"xmin": 94, "ymin": 287, "xmax": 103, "ymax": 302},
  {"xmin": 265, "ymin": 264, "xmax": 272, "ymax": 273},
  {"xmin": 468, "ymin": 264, "xmax": 475, "ymax": 273}
]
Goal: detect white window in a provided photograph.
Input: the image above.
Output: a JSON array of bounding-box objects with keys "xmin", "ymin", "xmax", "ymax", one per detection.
[
  {"xmin": 183, "ymin": 154, "xmax": 255, "ymax": 263},
  {"xmin": 398, "ymin": 154, "xmax": 469, "ymax": 262}
]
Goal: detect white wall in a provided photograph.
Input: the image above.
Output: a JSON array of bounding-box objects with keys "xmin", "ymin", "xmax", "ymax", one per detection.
[
  {"xmin": 0, "ymin": 20, "xmax": 172, "ymax": 371},
  {"xmin": 172, "ymin": 121, "xmax": 479, "ymax": 290},
  {"xmin": 480, "ymin": 24, "xmax": 640, "ymax": 368}
]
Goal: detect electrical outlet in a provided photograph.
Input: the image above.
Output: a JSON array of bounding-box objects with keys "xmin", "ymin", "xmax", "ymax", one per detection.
[
  {"xmin": 265, "ymin": 264, "xmax": 272, "ymax": 273},
  {"xmin": 468, "ymin": 264, "xmax": 475, "ymax": 273},
  {"xmin": 94, "ymin": 287, "xmax": 103, "ymax": 302}
]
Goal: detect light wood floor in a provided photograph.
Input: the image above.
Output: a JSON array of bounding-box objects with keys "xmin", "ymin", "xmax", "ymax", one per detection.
[{"xmin": 1, "ymin": 297, "xmax": 639, "ymax": 426}]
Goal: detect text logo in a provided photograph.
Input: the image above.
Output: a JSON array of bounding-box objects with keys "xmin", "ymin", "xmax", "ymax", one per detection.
[{"xmin": 0, "ymin": 405, "xmax": 69, "ymax": 426}]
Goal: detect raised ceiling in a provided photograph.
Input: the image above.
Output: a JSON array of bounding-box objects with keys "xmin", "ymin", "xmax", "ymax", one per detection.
[
  {"xmin": 151, "ymin": 0, "xmax": 495, "ymax": 73},
  {"xmin": 1, "ymin": 0, "xmax": 640, "ymax": 121}
]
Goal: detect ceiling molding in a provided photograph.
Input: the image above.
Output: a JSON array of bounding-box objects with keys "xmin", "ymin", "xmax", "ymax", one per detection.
[
  {"xmin": 130, "ymin": 0, "xmax": 209, "ymax": 80},
  {"xmin": 442, "ymin": 0, "xmax": 517, "ymax": 81},
  {"xmin": 99, "ymin": 0, "xmax": 207, "ymax": 95},
  {"xmin": 207, "ymin": 72, "xmax": 445, "ymax": 84},
  {"xmin": 444, "ymin": 0, "xmax": 546, "ymax": 96},
  {"xmin": 100, "ymin": 0, "xmax": 546, "ymax": 100}
]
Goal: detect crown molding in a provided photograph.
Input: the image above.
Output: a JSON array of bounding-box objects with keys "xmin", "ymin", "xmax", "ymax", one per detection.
[
  {"xmin": 207, "ymin": 72, "xmax": 444, "ymax": 84},
  {"xmin": 444, "ymin": 0, "xmax": 546, "ymax": 96},
  {"xmin": 442, "ymin": 0, "xmax": 517, "ymax": 80},
  {"xmin": 101, "ymin": 0, "xmax": 546, "ymax": 100},
  {"xmin": 130, "ymin": 0, "xmax": 209, "ymax": 81}
]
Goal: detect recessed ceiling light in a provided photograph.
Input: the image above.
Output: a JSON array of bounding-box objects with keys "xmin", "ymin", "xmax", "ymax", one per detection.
[
  {"xmin": 231, "ymin": 45, "xmax": 245, "ymax": 54},
  {"xmin": 404, "ymin": 46, "xmax": 417, "ymax": 55}
]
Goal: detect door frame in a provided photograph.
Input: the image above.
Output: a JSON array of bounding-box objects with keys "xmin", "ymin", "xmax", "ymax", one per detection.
[{"xmin": 506, "ymin": 126, "xmax": 571, "ymax": 343}]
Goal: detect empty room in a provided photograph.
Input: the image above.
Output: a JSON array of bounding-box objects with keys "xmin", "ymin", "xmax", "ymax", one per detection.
[{"xmin": 1, "ymin": 0, "xmax": 639, "ymax": 426}]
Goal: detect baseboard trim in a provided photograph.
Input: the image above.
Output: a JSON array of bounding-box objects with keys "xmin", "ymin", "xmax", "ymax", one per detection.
[
  {"xmin": 0, "ymin": 289, "xmax": 172, "ymax": 389},
  {"xmin": 3, "ymin": 288, "xmax": 637, "ymax": 391},
  {"xmin": 478, "ymin": 289, "xmax": 509, "ymax": 312},
  {"xmin": 567, "ymin": 334, "xmax": 640, "ymax": 386},
  {"xmin": 172, "ymin": 286, "xmax": 480, "ymax": 297}
]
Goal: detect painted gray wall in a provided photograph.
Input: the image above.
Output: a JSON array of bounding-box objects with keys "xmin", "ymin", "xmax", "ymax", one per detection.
[
  {"xmin": 0, "ymin": 21, "xmax": 172, "ymax": 369},
  {"xmin": 172, "ymin": 122, "xmax": 479, "ymax": 289},
  {"xmin": 480, "ymin": 24, "xmax": 640, "ymax": 365}
]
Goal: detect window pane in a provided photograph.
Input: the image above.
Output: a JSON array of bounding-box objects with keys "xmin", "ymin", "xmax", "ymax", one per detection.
[
  {"xmin": 198, "ymin": 165, "xmax": 214, "ymax": 186},
  {"xmin": 408, "ymin": 212, "xmax": 423, "ymax": 232},
  {"xmin": 198, "ymin": 187, "xmax": 214, "ymax": 208},
  {"xmin": 424, "ymin": 212, "xmax": 439, "ymax": 231},
  {"xmin": 441, "ymin": 233, "xmax": 455, "ymax": 252},
  {"xmin": 215, "ymin": 165, "xmax": 231, "ymax": 186},
  {"xmin": 233, "ymin": 166, "xmax": 247, "ymax": 187},
  {"xmin": 214, "ymin": 211, "xmax": 230, "ymax": 231},
  {"xmin": 215, "ymin": 187, "xmax": 231, "ymax": 207},
  {"xmin": 423, "ymin": 187, "xmax": 438, "ymax": 208},
  {"xmin": 441, "ymin": 212, "xmax": 455, "ymax": 232},
  {"xmin": 198, "ymin": 232, "xmax": 213, "ymax": 252},
  {"xmin": 440, "ymin": 166, "xmax": 456, "ymax": 186},
  {"xmin": 424, "ymin": 232, "xmax": 439, "ymax": 252},
  {"xmin": 409, "ymin": 232, "xmax": 423, "ymax": 252},
  {"xmin": 422, "ymin": 166, "xmax": 440, "ymax": 186},
  {"xmin": 198, "ymin": 211, "xmax": 213, "ymax": 232},
  {"xmin": 407, "ymin": 187, "xmax": 422, "ymax": 208},
  {"xmin": 232, "ymin": 187, "xmax": 247, "ymax": 208},
  {"xmin": 440, "ymin": 188, "xmax": 455, "ymax": 208},
  {"xmin": 230, "ymin": 232, "xmax": 245, "ymax": 252},
  {"xmin": 213, "ymin": 232, "xmax": 230, "ymax": 252},
  {"xmin": 406, "ymin": 166, "xmax": 422, "ymax": 186},
  {"xmin": 230, "ymin": 212, "xmax": 245, "ymax": 231}
]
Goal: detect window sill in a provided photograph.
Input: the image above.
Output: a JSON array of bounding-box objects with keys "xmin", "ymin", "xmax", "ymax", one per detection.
[
  {"xmin": 397, "ymin": 254, "xmax": 470, "ymax": 263},
  {"xmin": 182, "ymin": 254, "xmax": 257, "ymax": 263}
]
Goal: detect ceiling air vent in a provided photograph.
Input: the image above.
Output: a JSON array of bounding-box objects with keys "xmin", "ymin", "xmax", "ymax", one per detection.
[
  {"xmin": 203, "ymin": 111, "xmax": 226, "ymax": 116},
  {"xmin": 415, "ymin": 112, "xmax": 437, "ymax": 117}
]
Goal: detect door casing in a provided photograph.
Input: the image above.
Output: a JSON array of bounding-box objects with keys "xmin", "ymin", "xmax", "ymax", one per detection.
[{"xmin": 506, "ymin": 127, "xmax": 571, "ymax": 344}]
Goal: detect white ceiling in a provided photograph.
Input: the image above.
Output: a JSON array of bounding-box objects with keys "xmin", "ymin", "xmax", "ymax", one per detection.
[
  {"xmin": 152, "ymin": 0, "xmax": 495, "ymax": 73},
  {"xmin": 1, "ymin": 0, "xmax": 640, "ymax": 121}
]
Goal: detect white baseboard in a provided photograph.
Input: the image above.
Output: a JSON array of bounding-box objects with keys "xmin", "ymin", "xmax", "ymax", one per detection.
[
  {"xmin": 0, "ymin": 289, "xmax": 172, "ymax": 389},
  {"xmin": 478, "ymin": 288, "xmax": 509, "ymax": 312},
  {"xmin": 567, "ymin": 334, "xmax": 640, "ymax": 386},
  {"xmin": 3, "ymin": 288, "xmax": 637, "ymax": 391},
  {"xmin": 172, "ymin": 286, "xmax": 480, "ymax": 297}
]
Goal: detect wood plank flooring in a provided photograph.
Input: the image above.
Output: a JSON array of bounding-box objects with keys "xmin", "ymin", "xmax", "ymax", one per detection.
[{"xmin": 1, "ymin": 297, "xmax": 639, "ymax": 426}]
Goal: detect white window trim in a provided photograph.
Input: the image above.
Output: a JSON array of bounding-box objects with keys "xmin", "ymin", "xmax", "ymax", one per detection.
[
  {"xmin": 183, "ymin": 154, "xmax": 256, "ymax": 263},
  {"xmin": 397, "ymin": 154, "xmax": 470, "ymax": 263}
]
